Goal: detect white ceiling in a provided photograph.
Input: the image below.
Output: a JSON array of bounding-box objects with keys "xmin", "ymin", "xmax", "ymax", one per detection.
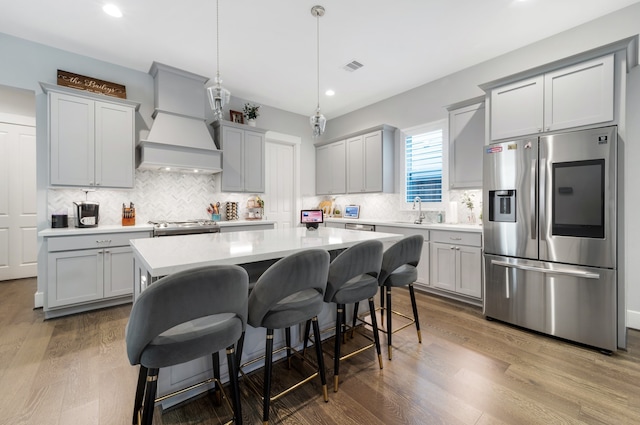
[{"xmin": 2, "ymin": 0, "xmax": 639, "ymax": 119}]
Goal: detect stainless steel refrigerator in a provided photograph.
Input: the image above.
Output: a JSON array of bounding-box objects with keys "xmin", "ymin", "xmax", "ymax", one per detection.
[{"xmin": 482, "ymin": 125, "xmax": 623, "ymax": 352}]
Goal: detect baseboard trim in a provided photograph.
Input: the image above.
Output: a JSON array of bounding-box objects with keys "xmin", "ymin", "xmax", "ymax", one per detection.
[
  {"xmin": 627, "ymin": 309, "xmax": 640, "ymax": 331},
  {"xmin": 34, "ymin": 291, "xmax": 43, "ymax": 309}
]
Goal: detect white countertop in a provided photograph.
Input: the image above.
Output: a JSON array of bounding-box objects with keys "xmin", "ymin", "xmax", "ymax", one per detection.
[
  {"xmin": 325, "ymin": 217, "xmax": 483, "ymax": 233},
  {"xmin": 131, "ymin": 227, "xmax": 403, "ymax": 277},
  {"xmin": 38, "ymin": 220, "xmax": 275, "ymax": 237},
  {"xmin": 39, "ymin": 223, "xmax": 154, "ymax": 237}
]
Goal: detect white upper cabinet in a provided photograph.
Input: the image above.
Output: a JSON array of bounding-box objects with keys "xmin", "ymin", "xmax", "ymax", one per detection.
[
  {"xmin": 447, "ymin": 98, "xmax": 485, "ymax": 189},
  {"xmin": 489, "ymin": 54, "xmax": 614, "ymax": 141},
  {"xmin": 544, "ymin": 55, "xmax": 614, "ymax": 131},
  {"xmin": 42, "ymin": 83, "xmax": 138, "ymax": 188},
  {"xmin": 316, "ymin": 140, "xmax": 346, "ymax": 195},
  {"xmin": 490, "ymin": 76, "xmax": 544, "ymax": 140},
  {"xmin": 215, "ymin": 121, "xmax": 266, "ymax": 193}
]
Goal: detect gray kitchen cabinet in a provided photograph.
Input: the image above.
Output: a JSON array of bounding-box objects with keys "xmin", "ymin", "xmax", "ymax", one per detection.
[
  {"xmin": 316, "ymin": 125, "xmax": 394, "ymax": 195},
  {"xmin": 41, "ymin": 83, "xmax": 139, "ymax": 188},
  {"xmin": 45, "ymin": 230, "xmax": 151, "ymax": 318},
  {"xmin": 488, "ymin": 54, "xmax": 614, "ymax": 141},
  {"xmin": 430, "ymin": 230, "xmax": 482, "ymax": 299},
  {"xmin": 214, "ymin": 121, "xmax": 265, "ymax": 193},
  {"xmin": 447, "ymin": 97, "xmax": 485, "ymax": 189},
  {"xmin": 316, "ymin": 140, "xmax": 346, "ymax": 195},
  {"xmin": 346, "ymin": 129, "xmax": 394, "ymax": 193}
]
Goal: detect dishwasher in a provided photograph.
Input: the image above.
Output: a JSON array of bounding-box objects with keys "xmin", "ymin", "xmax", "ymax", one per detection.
[{"xmin": 345, "ymin": 223, "xmax": 375, "ymax": 231}]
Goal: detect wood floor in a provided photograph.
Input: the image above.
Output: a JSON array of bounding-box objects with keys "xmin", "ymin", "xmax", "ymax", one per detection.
[{"xmin": 1, "ymin": 278, "xmax": 639, "ymax": 424}]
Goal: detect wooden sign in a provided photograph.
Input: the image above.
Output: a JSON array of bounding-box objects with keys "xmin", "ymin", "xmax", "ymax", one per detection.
[{"xmin": 57, "ymin": 70, "xmax": 127, "ymax": 99}]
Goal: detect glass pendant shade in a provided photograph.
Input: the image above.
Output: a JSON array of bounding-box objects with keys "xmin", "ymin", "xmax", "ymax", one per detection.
[
  {"xmin": 207, "ymin": 76, "xmax": 231, "ymax": 121},
  {"xmin": 310, "ymin": 108, "xmax": 326, "ymax": 138},
  {"xmin": 209, "ymin": 0, "xmax": 230, "ymax": 121}
]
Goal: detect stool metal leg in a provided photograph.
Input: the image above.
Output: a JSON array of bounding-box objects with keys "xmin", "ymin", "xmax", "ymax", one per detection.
[
  {"xmin": 380, "ymin": 286, "xmax": 385, "ymax": 325},
  {"xmin": 386, "ymin": 286, "xmax": 393, "ymax": 360},
  {"xmin": 236, "ymin": 332, "xmax": 245, "ymax": 369},
  {"xmin": 311, "ymin": 317, "xmax": 329, "ymax": 402},
  {"xmin": 226, "ymin": 345, "xmax": 243, "ymax": 425},
  {"xmin": 334, "ymin": 304, "xmax": 344, "ymax": 392},
  {"xmin": 211, "ymin": 352, "xmax": 222, "ymax": 405},
  {"xmin": 368, "ymin": 297, "xmax": 383, "ymax": 369},
  {"xmin": 141, "ymin": 368, "xmax": 158, "ymax": 425},
  {"xmin": 409, "ymin": 284, "xmax": 422, "ymax": 343},
  {"xmin": 285, "ymin": 327, "xmax": 292, "ymax": 369},
  {"xmin": 262, "ymin": 329, "xmax": 275, "ymax": 424},
  {"xmin": 302, "ymin": 319, "xmax": 312, "ymax": 356},
  {"xmin": 132, "ymin": 365, "xmax": 147, "ymax": 425}
]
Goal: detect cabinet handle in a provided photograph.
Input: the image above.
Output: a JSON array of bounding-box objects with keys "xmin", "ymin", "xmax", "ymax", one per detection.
[
  {"xmin": 450, "ymin": 246, "xmax": 455, "ymax": 250},
  {"xmin": 449, "ymin": 237, "xmax": 462, "ymax": 241},
  {"xmin": 456, "ymin": 247, "xmax": 460, "ymax": 251}
]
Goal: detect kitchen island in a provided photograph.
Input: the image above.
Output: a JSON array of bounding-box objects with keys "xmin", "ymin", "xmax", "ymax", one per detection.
[{"xmin": 129, "ymin": 226, "xmax": 403, "ymax": 407}]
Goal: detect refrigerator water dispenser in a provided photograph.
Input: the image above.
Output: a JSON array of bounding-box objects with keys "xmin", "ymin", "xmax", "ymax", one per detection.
[{"xmin": 489, "ymin": 190, "xmax": 516, "ymax": 222}]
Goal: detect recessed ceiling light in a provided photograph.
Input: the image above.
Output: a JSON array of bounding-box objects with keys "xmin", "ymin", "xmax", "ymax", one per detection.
[
  {"xmin": 325, "ymin": 90, "xmax": 335, "ymax": 96},
  {"xmin": 103, "ymin": 4, "xmax": 123, "ymax": 18}
]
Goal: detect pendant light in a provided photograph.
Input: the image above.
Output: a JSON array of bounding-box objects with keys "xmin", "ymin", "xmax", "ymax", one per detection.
[
  {"xmin": 310, "ymin": 5, "xmax": 326, "ymax": 138},
  {"xmin": 207, "ymin": 0, "xmax": 230, "ymax": 121}
]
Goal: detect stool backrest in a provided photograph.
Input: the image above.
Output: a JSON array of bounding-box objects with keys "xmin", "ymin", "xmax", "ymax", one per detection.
[
  {"xmin": 325, "ymin": 240, "xmax": 383, "ymax": 301},
  {"xmin": 378, "ymin": 235, "xmax": 424, "ymax": 285},
  {"xmin": 248, "ymin": 249, "xmax": 330, "ymax": 327},
  {"xmin": 126, "ymin": 265, "xmax": 248, "ymax": 365}
]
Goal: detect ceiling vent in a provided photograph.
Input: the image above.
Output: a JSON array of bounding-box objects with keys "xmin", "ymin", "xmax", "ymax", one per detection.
[{"xmin": 343, "ymin": 60, "xmax": 364, "ymax": 72}]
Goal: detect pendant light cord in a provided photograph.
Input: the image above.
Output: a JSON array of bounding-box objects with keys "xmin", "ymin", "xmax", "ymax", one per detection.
[
  {"xmin": 316, "ymin": 11, "xmax": 320, "ymax": 109},
  {"xmin": 216, "ymin": 0, "xmax": 220, "ymax": 80}
]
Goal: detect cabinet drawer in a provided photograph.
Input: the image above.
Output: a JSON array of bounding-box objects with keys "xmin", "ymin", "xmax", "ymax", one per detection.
[
  {"xmin": 48, "ymin": 231, "xmax": 151, "ymax": 252},
  {"xmin": 430, "ymin": 230, "xmax": 481, "ymax": 247}
]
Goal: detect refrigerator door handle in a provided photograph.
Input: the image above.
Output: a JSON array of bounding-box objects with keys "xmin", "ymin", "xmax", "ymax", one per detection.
[
  {"xmin": 531, "ymin": 158, "xmax": 537, "ymax": 240},
  {"xmin": 539, "ymin": 158, "xmax": 546, "ymax": 242},
  {"xmin": 490, "ymin": 259, "xmax": 600, "ymax": 279}
]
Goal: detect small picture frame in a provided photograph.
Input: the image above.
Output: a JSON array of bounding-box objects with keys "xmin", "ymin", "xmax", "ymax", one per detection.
[{"xmin": 230, "ymin": 110, "xmax": 244, "ymax": 124}]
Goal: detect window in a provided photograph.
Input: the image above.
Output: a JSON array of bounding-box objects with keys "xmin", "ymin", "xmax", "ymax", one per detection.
[{"xmin": 404, "ymin": 121, "xmax": 445, "ymax": 203}]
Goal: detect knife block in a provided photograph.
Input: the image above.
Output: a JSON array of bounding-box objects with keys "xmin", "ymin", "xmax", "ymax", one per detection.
[{"xmin": 122, "ymin": 207, "xmax": 135, "ymax": 226}]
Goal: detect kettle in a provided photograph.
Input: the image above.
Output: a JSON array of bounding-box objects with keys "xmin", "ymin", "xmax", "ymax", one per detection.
[{"xmin": 73, "ymin": 201, "xmax": 99, "ymax": 228}]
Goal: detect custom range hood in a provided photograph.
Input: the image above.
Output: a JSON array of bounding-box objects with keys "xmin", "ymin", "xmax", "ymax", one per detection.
[{"xmin": 137, "ymin": 62, "xmax": 222, "ymax": 173}]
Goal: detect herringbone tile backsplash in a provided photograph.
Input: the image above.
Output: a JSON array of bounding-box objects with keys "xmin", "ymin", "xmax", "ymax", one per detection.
[
  {"xmin": 48, "ymin": 170, "xmax": 482, "ymax": 226},
  {"xmin": 47, "ymin": 170, "xmax": 253, "ymax": 225}
]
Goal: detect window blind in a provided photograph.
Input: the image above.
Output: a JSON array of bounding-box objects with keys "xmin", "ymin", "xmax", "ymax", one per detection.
[{"xmin": 405, "ymin": 129, "xmax": 443, "ymax": 203}]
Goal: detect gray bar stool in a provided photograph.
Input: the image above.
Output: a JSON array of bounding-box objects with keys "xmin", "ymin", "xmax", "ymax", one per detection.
[
  {"xmin": 243, "ymin": 248, "xmax": 330, "ymax": 425},
  {"xmin": 125, "ymin": 265, "xmax": 248, "ymax": 425},
  {"xmin": 378, "ymin": 234, "xmax": 424, "ymax": 360},
  {"xmin": 320, "ymin": 239, "xmax": 384, "ymax": 392}
]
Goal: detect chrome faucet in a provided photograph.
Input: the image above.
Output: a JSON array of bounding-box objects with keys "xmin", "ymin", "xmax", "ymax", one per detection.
[{"xmin": 412, "ymin": 196, "xmax": 425, "ymax": 224}]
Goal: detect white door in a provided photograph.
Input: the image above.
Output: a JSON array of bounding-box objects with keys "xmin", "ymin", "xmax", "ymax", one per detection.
[
  {"xmin": 0, "ymin": 122, "xmax": 37, "ymax": 280},
  {"xmin": 265, "ymin": 141, "xmax": 295, "ymax": 229}
]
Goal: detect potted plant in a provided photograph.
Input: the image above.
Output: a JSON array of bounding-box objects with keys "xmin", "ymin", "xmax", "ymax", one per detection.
[{"xmin": 243, "ymin": 103, "xmax": 260, "ymax": 126}]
